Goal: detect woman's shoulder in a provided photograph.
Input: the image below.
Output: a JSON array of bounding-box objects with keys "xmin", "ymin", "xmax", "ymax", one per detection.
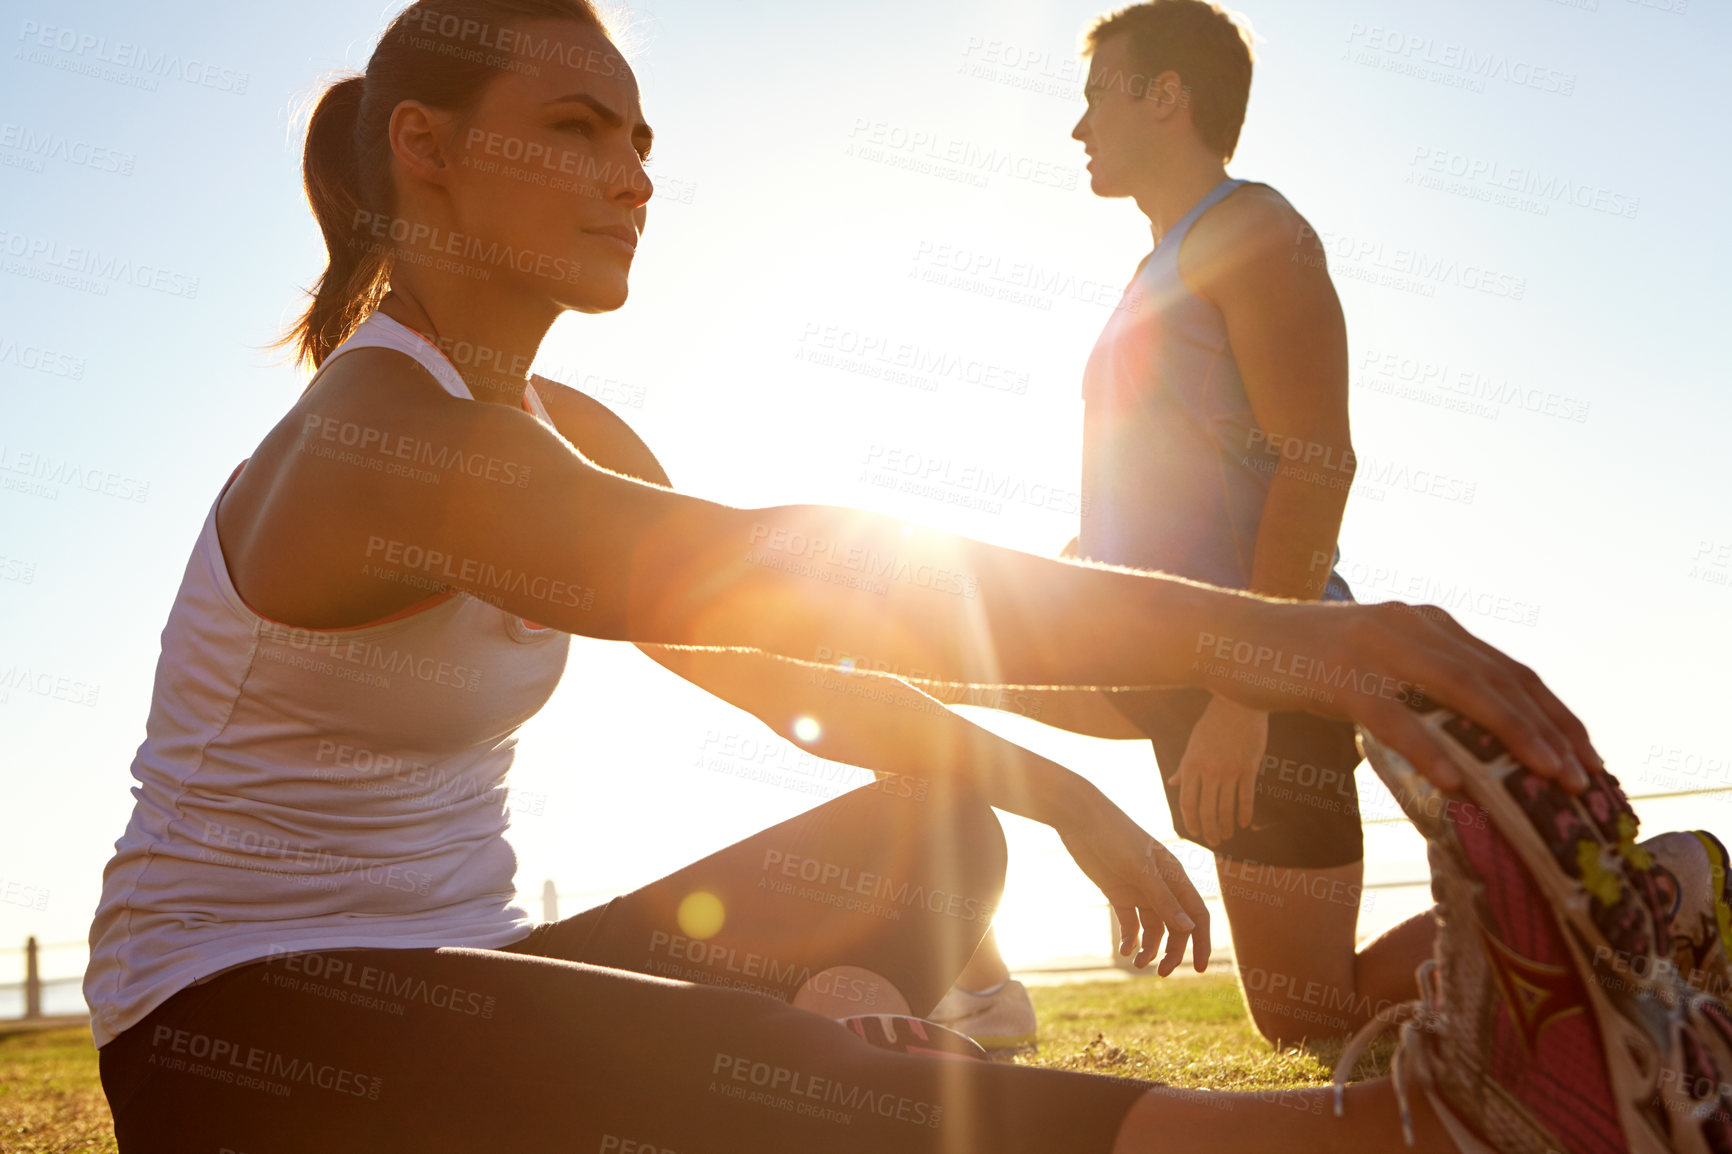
[
  {"xmin": 530, "ymin": 375, "xmax": 671, "ymax": 488},
  {"xmin": 214, "ymin": 348, "xmax": 478, "ymax": 629}
]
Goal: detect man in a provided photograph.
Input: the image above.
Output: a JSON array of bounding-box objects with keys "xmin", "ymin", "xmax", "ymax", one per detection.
[
  {"xmin": 1050, "ymin": 0, "xmax": 1419, "ymax": 1044},
  {"xmin": 926, "ymin": 0, "xmax": 1732, "ymax": 1054},
  {"xmin": 869, "ymin": 3, "xmax": 1385, "ymax": 1048},
  {"xmin": 585, "ymin": 0, "xmax": 1732, "ymax": 1070}
]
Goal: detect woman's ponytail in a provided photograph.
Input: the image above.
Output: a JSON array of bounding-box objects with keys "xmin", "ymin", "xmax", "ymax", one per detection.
[
  {"xmin": 287, "ymin": 74, "xmax": 389, "ymax": 370},
  {"xmin": 279, "ymin": 0, "xmax": 606, "ymax": 371}
]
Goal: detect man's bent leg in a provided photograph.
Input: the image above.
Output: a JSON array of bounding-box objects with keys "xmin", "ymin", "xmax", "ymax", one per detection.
[
  {"xmin": 1219, "ymin": 855, "xmax": 1439, "ymax": 1044},
  {"xmin": 1217, "ymin": 857, "xmax": 1361, "ymax": 1044},
  {"xmin": 1351, "ymin": 908, "xmax": 1437, "ymax": 1020}
]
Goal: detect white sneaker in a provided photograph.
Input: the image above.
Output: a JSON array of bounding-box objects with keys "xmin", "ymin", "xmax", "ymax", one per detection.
[
  {"xmin": 928, "ymin": 979, "xmax": 1038, "ymax": 1053},
  {"xmin": 1640, "ymin": 830, "xmax": 1732, "ymax": 1001}
]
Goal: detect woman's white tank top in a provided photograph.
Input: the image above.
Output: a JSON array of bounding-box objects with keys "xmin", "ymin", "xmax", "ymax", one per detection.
[{"xmin": 84, "ymin": 313, "xmax": 572, "ymax": 1048}]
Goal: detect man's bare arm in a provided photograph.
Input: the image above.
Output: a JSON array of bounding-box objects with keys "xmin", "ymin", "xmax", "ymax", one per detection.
[{"xmin": 1182, "ymin": 186, "xmax": 1354, "ymax": 602}]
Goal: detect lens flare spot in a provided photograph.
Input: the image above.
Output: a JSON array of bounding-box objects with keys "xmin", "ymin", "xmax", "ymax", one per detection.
[
  {"xmin": 677, "ymin": 891, "xmax": 725, "ymax": 940},
  {"xmin": 792, "ymin": 715, "xmax": 822, "ymax": 744}
]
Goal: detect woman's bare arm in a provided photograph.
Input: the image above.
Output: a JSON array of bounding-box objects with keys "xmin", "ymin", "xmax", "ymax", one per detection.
[
  {"xmin": 914, "ymin": 685, "xmax": 1150, "ymax": 741},
  {"xmin": 263, "ymin": 352, "xmax": 1600, "ymax": 793},
  {"xmin": 647, "ymin": 645, "xmax": 1092, "ymax": 828},
  {"xmin": 283, "ymin": 354, "xmax": 1241, "ymax": 679}
]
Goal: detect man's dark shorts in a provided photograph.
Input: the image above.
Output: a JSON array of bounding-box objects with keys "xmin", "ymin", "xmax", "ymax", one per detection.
[{"xmin": 1108, "ymin": 687, "xmax": 1365, "ymax": 870}]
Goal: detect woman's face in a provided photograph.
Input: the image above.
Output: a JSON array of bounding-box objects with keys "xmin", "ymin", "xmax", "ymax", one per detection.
[{"xmin": 409, "ymin": 19, "xmax": 654, "ymax": 315}]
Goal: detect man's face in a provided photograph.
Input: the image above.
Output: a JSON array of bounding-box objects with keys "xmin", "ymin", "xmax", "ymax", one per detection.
[{"xmin": 1071, "ymin": 36, "xmax": 1182, "ymax": 198}]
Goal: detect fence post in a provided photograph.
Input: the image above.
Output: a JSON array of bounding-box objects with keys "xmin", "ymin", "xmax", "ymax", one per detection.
[
  {"xmin": 24, "ymin": 936, "xmax": 41, "ymax": 1020},
  {"xmin": 542, "ymin": 880, "xmax": 558, "ymax": 924}
]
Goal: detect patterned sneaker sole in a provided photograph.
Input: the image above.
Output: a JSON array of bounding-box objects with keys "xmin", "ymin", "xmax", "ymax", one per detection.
[
  {"xmin": 836, "ymin": 1014, "xmax": 989, "ymax": 1061},
  {"xmin": 1361, "ymin": 710, "xmax": 1732, "ymax": 1154}
]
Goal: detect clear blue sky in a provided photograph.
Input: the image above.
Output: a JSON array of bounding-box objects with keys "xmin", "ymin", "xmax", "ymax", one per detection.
[{"xmin": 2, "ymin": 0, "xmax": 1728, "ymax": 1001}]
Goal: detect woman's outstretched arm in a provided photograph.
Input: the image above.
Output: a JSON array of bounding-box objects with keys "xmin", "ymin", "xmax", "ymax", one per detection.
[{"xmin": 270, "ymin": 351, "xmax": 1599, "ymax": 794}]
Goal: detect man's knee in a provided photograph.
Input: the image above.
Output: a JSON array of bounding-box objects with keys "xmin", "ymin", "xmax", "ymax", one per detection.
[
  {"xmin": 1248, "ymin": 1007, "xmax": 1328, "ymax": 1047},
  {"xmin": 1236, "ymin": 960, "xmax": 1363, "ymax": 1044}
]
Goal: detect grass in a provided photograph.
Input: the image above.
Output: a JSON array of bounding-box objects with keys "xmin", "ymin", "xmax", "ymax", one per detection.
[
  {"xmin": 1014, "ymin": 973, "xmax": 1393, "ymax": 1088},
  {"xmin": 0, "ymin": 1025, "xmax": 117, "ymax": 1154},
  {"xmin": 0, "ymin": 975, "xmax": 1391, "ymax": 1151}
]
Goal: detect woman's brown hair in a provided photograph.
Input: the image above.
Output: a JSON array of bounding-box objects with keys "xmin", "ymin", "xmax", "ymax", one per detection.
[{"xmin": 285, "ymin": 0, "xmax": 605, "ymax": 369}]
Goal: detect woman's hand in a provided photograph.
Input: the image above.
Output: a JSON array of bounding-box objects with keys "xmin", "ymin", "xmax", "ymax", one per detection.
[
  {"xmin": 1057, "ymin": 794, "xmax": 1211, "ymax": 976},
  {"xmin": 1204, "ymin": 599, "xmax": 1601, "ymax": 794},
  {"xmin": 1170, "ymin": 696, "xmax": 1268, "ymax": 847}
]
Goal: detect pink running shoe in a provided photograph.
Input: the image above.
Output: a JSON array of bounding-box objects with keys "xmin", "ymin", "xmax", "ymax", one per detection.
[{"xmin": 1345, "ymin": 708, "xmax": 1732, "ymax": 1154}]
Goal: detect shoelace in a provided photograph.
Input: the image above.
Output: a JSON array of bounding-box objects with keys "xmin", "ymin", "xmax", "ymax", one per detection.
[{"xmin": 1331, "ymin": 960, "xmax": 1443, "ymax": 1148}]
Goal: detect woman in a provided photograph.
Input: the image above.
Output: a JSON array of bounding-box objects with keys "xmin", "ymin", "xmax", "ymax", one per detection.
[{"xmin": 85, "ymin": 2, "xmax": 1701, "ymax": 1152}]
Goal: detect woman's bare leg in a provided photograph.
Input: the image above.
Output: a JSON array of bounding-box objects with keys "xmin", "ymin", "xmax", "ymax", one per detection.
[{"xmin": 956, "ymin": 926, "xmax": 1013, "ymax": 990}]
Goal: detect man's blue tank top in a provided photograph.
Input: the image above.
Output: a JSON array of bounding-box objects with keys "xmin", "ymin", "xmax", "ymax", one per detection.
[{"xmin": 1079, "ymin": 177, "xmax": 1352, "ymax": 602}]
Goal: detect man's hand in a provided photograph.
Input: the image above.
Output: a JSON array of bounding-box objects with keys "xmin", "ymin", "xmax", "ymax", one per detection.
[
  {"xmin": 1057, "ymin": 795, "xmax": 1211, "ymax": 975},
  {"xmin": 1170, "ymin": 696, "xmax": 1268, "ymax": 847}
]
